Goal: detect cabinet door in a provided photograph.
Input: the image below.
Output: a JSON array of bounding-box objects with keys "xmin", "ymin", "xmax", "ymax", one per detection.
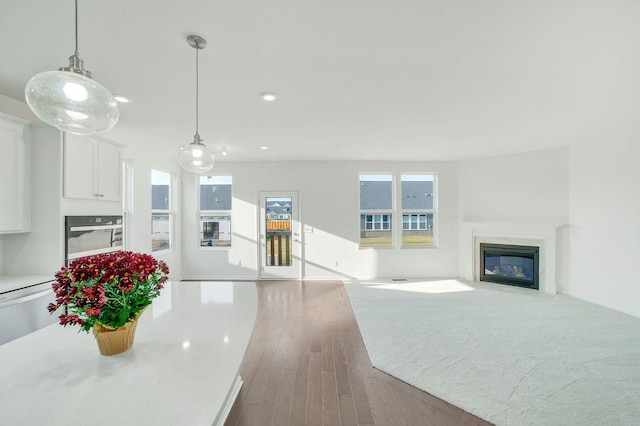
[
  {"xmin": 63, "ymin": 134, "xmax": 98, "ymax": 199},
  {"xmin": 0, "ymin": 117, "xmax": 27, "ymax": 232},
  {"xmin": 97, "ymin": 141, "xmax": 122, "ymax": 201}
]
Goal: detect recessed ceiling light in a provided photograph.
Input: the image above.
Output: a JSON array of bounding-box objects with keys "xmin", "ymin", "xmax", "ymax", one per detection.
[
  {"xmin": 113, "ymin": 94, "xmax": 132, "ymax": 103},
  {"xmin": 260, "ymin": 92, "xmax": 277, "ymax": 102},
  {"xmin": 260, "ymin": 146, "xmax": 269, "ymax": 150}
]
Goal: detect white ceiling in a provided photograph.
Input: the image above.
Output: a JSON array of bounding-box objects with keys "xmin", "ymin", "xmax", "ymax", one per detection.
[{"xmin": 1, "ymin": 0, "xmax": 639, "ymax": 162}]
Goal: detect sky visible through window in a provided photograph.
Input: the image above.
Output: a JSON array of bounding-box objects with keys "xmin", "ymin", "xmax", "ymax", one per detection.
[
  {"xmin": 360, "ymin": 174, "xmax": 391, "ymax": 181},
  {"xmin": 152, "ymin": 170, "xmax": 170, "ymax": 185},
  {"xmin": 200, "ymin": 175, "xmax": 232, "ymax": 185},
  {"xmin": 401, "ymin": 174, "xmax": 433, "ymax": 182}
]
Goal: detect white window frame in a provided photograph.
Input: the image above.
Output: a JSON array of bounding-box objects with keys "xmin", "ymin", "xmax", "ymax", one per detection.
[
  {"xmin": 359, "ymin": 173, "xmax": 394, "ymax": 249},
  {"xmin": 198, "ymin": 175, "xmax": 232, "ymax": 249},
  {"xmin": 399, "ymin": 173, "xmax": 437, "ymax": 248},
  {"xmin": 365, "ymin": 213, "xmax": 391, "ymax": 230},
  {"xmin": 402, "ymin": 213, "xmax": 428, "ymax": 230},
  {"xmin": 151, "ymin": 170, "xmax": 173, "ymax": 253}
]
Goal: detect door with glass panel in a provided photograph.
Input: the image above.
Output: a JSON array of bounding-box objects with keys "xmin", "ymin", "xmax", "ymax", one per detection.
[{"xmin": 259, "ymin": 191, "xmax": 301, "ymax": 279}]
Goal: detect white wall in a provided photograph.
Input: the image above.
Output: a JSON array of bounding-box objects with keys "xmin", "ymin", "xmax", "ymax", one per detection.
[
  {"xmin": 567, "ymin": 131, "xmax": 640, "ymax": 317},
  {"xmin": 458, "ymin": 148, "xmax": 569, "ymax": 224},
  {"xmin": 122, "ymin": 142, "xmax": 183, "ymax": 281},
  {"xmin": 457, "ymin": 145, "xmax": 640, "ymax": 318},
  {"xmin": 457, "ymin": 148, "xmax": 570, "ymax": 292},
  {"xmin": 182, "ymin": 161, "xmax": 459, "ymax": 280}
]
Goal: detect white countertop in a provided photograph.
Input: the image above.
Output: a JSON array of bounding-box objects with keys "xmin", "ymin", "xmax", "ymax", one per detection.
[{"xmin": 0, "ymin": 281, "xmax": 258, "ymax": 426}]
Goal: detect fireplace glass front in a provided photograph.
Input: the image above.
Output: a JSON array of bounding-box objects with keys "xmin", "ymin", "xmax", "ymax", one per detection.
[{"xmin": 480, "ymin": 243, "xmax": 539, "ymax": 290}]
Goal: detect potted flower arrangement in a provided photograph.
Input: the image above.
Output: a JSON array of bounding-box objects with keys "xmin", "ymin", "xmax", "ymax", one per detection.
[{"xmin": 48, "ymin": 251, "xmax": 169, "ymax": 355}]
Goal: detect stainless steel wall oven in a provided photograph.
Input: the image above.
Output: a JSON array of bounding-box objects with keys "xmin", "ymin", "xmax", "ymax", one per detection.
[{"xmin": 65, "ymin": 216, "xmax": 123, "ymax": 265}]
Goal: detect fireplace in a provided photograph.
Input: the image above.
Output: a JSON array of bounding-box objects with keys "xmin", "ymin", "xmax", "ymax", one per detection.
[{"xmin": 480, "ymin": 243, "xmax": 539, "ymax": 290}]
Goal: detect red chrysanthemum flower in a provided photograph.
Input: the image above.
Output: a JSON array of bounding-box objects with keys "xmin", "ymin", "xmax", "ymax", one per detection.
[
  {"xmin": 49, "ymin": 251, "xmax": 169, "ymax": 332},
  {"xmin": 86, "ymin": 307, "xmax": 101, "ymax": 316}
]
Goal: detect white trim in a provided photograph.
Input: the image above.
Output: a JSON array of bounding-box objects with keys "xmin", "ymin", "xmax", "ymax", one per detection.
[
  {"xmin": 213, "ymin": 375, "xmax": 243, "ymax": 426},
  {"xmin": 0, "ymin": 111, "xmax": 29, "ymax": 124}
]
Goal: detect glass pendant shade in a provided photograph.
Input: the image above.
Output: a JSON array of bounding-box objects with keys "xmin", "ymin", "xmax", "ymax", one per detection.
[
  {"xmin": 25, "ymin": 70, "xmax": 119, "ymax": 135},
  {"xmin": 178, "ymin": 139, "xmax": 215, "ymax": 174}
]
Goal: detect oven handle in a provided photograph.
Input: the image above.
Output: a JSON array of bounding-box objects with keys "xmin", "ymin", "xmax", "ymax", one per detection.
[
  {"xmin": 70, "ymin": 224, "xmax": 122, "ymax": 232},
  {"xmin": 0, "ymin": 288, "xmax": 54, "ymax": 309}
]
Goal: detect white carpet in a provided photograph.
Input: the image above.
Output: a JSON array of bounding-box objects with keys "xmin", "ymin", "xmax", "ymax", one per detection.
[{"xmin": 344, "ymin": 279, "xmax": 640, "ymax": 425}]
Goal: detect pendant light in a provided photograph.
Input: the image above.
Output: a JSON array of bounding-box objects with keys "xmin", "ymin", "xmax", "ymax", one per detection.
[
  {"xmin": 24, "ymin": 0, "xmax": 118, "ymax": 135},
  {"xmin": 177, "ymin": 35, "xmax": 215, "ymax": 174}
]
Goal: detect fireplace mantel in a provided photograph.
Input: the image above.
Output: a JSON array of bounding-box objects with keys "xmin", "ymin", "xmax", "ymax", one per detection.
[{"xmin": 459, "ymin": 222, "xmax": 564, "ymax": 294}]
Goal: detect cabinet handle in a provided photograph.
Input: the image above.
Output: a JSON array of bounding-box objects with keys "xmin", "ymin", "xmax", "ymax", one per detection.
[
  {"xmin": 99, "ymin": 194, "xmax": 104, "ymax": 198},
  {"xmin": 94, "ymin": 193, "xmax": 105, "ymax": 198}
]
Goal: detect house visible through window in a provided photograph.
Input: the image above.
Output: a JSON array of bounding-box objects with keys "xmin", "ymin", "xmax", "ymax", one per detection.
[
  {"xmin": 365, "ymin": 214, "xmax": 391, "ymax": 230},
  {"xmin": 359, "ymin": 174, "xmax": 393, "ymax": 247},
  {"xmin": 151, "ymin": 170, "xmax": 172, "ymax": 252},
  {"xmin": 358, "ymin": 173, "xmax": 436, "ymax": 249},
  {"xmin": 199, "ymin": 175, "xmax": 232, "ymax": 247}
]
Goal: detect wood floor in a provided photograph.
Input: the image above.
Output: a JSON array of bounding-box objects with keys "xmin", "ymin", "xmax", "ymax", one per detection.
[{"xmin": 225, "ymin": 280, "xmax": 491, "ymax": 426}]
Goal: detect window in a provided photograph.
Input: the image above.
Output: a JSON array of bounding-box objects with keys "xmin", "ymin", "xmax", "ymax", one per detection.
[
  {"xmin": 365, "ymin": 214, "xmax": 391, "ymax": 230},
  {"xmin": 199, "ymin": 175, "xmax": 232, "ymax": 247},
  {"xmin": 359, "ymin": 174, "xmax": 393, "ymax": 247},
  {"xmin": 151, "ymin": 170, "xmax": 172, "ymax": 252},
  {"xmin": 403, "ymin": 214, "xmax": 428, "ymax": 230},
  {"xmin": 401, "ymin": 174, "xmax": 435, "ymax": 247},
  {"xmin": 358, "ymin": 173, "xmax": 437, "ymax": 249}
]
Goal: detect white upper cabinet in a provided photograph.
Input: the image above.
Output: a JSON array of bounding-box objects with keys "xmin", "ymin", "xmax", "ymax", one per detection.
[
  {"xmin": 0, "ymin": 114, "xmax": 30, "ymax": 233},
  {"xmin": 63, "ymin": 134, "xmax": 123, "ymax": 202}
]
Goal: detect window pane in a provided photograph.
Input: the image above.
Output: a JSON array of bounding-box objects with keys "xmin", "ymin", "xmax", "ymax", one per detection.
[
  {"xmin": 152, "ymin": 170, "xmax": 170, "ymax": 210},
  {"xmin": 360, "ymin": 175, "xmax": 393, "ymax": 210},
  {"xmin": 401, "ymin": 175, "xmax": 434, "ymax": 210},
  {"xmin": 152, "ymin": 213, "xmax": 170, "ymax": 252},
  {"xmin": 152, "ymin": 170, "xmax": 171, "ymax": 252},
  {"xmin": 360, "ymin": 213, "xmax": 392, "ymax": 247},
  {"xmin": 200, "ymin": 215, "xmax": 231, "ymax": 247},
  {"xmin": 200, "ymin": 176, "xmax": 232, "ymax": 210},
  {"xmin": 402, "ymin": 213, "xmax": 434, "ymax": 247},
  {"xmin": 265, "ymin": 197, "xmax": 293, "ymax": 266}
]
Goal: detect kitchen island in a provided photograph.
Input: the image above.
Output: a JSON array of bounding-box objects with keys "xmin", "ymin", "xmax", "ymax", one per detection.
[{"xmin": 0, "ymin": 281, "xmax": 257, "ymax": 426}]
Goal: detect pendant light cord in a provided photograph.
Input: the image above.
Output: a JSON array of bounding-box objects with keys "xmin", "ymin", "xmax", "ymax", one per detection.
[
  {"xmin": 195, "ymin": 40, "xmax": 200, "ymax": 138},
  {"xmin": 74, "ymin": 0, "xmax": 79, "ymax": 56}
]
